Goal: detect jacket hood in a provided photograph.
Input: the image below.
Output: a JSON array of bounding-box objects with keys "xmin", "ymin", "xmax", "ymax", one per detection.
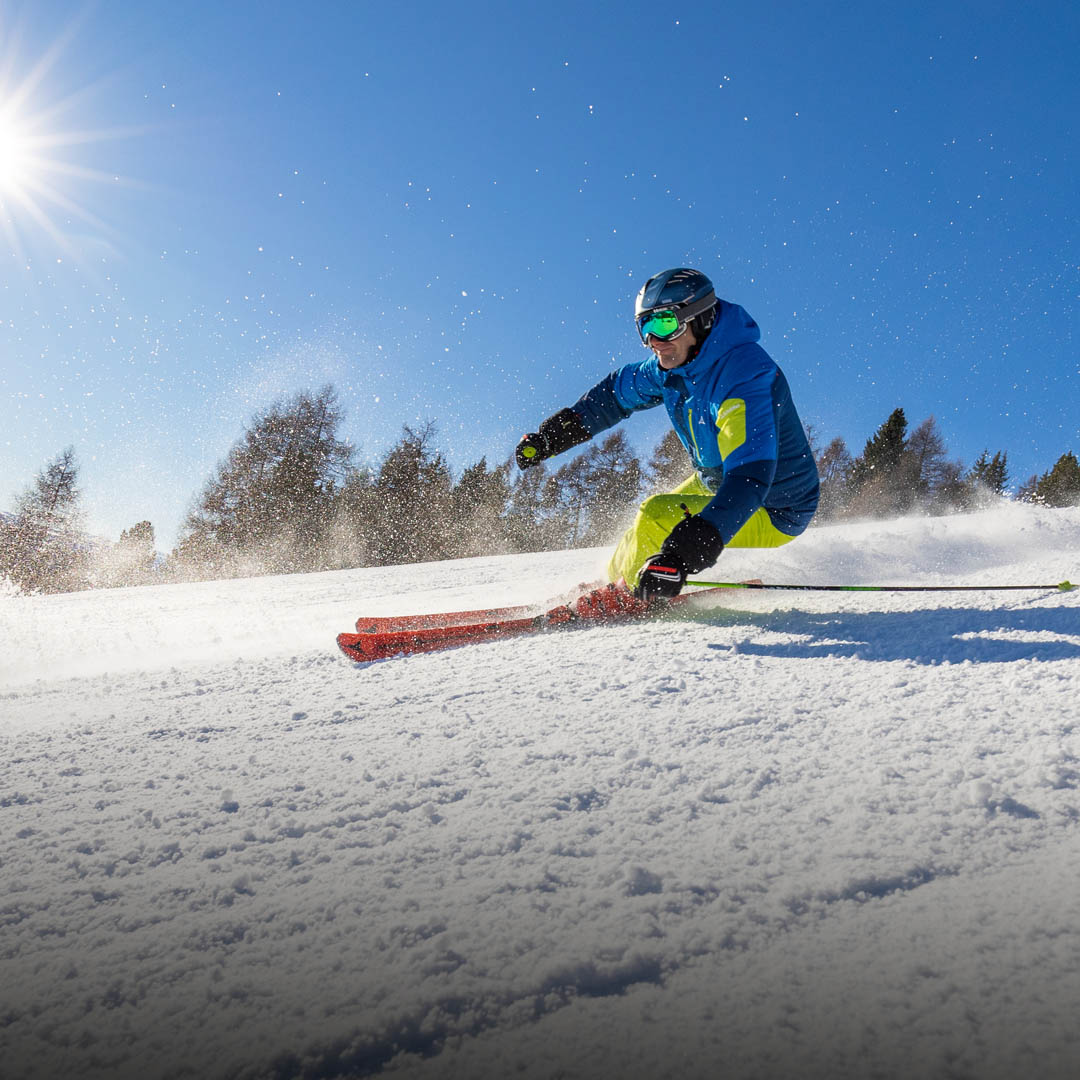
[
  {"xmin": 695, "ymin": 300, "xmax": 760, "ymax": 364},
  {"xmin": 655, "ymin": 301, "xmax": 760, "ymax": 390}
]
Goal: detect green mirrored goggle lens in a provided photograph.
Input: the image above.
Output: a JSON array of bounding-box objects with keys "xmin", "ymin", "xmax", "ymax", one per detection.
[{"xmin": 638, "ymin": 309, "xmax": 682, "ymax": 342}]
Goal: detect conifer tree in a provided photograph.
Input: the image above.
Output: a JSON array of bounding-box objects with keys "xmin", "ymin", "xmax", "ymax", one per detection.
[
  {"xmin": 965, "ymin": 450, "xmax": 1010, "ymax": 507},
  {"xmin": 449, "ymin": 457, "xmax": 512, "ymax": 558},
  {"xmin": 849, "ymin": 408, "xmax": 908, "ymax": 488},
  {"xmin": 1026, "ymin": 451, "xmax": 1080, "ymax": 507},
  {"xmin": 96, "ymin": 520, "xmax": 158, "ymax": 588},
  {"xmin": 0, "ymin": 446, "xmax": 88, "ymax": 593},
  {"xmin": 1016, "ymin": 474, "xmax": 1039, "ymax": 503},
  {"xmin": 176, "ymin": 386, "xmax": 352, "ymax": 576},
  {"xmin": 846, "ymin": 408, "xmax": 909, "ymax": 516},
  {"xmin": 325, "ymin": 465, "xmax": 378, "ymax": 570},
  {"xmin": 367, "ymin": 422, "xmax": 453, "ymax": 564}
]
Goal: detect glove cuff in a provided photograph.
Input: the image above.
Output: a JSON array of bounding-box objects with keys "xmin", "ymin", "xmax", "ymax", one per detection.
[{"xmin": 634, "ymin": 552, "xmax": 688, "ymax": 600}]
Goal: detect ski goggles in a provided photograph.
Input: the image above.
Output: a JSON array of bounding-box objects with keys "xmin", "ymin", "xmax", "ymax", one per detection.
[{"xmin": 636, "ymin": 308, "xmax": 687, "ymax": 344}]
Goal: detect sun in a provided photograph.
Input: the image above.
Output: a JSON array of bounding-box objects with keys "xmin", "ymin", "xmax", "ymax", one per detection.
[
  {"xmin": 0, "ymin": 12, "xmax": 135, "ymax": 264},
  {"xmin": 0, "ymin": 94, "xmax": 90, "ymax": 257}
]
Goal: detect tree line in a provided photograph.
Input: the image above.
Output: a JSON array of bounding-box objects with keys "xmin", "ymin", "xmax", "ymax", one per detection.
[{"xmin": 3, "ymin": 385, "xmax": 1079, "ymax": 594}]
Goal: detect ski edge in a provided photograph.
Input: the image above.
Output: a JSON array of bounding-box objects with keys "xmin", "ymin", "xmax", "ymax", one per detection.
[{"xmin": 354, "ymin": 602, "xmax": 541, "ymax": 634}]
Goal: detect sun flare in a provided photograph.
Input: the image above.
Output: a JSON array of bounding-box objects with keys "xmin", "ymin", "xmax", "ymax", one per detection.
[{"xmin": 0, "ymin": 108, "xmax": 38, "ymax": 196}]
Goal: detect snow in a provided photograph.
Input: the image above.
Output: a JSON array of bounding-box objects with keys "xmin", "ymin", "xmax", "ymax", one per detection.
[{"xmin": 2, "ymin": 502, "xmax": 1079, "ymax": 1080}]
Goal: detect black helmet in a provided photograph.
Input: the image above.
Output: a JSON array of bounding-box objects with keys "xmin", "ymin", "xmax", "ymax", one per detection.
[{"xmin": 634, "ymin": 268, "xmax": 718, "ymax": 346}]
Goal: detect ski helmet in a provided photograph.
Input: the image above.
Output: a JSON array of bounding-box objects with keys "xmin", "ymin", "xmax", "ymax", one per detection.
[{"xmin": 634, "ymin": 268, "xmax": 718, "ymax": 346}]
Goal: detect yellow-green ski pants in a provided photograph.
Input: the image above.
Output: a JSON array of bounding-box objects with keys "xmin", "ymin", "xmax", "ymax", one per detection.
[{"xmin": 607, "ymin": 474, "xmax": 797, "ymax": 586}]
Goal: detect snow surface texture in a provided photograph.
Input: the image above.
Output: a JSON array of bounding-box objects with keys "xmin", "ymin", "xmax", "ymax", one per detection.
[{"xmin": 2, "ymin": 503, "xmax": 1079, "ymax": 1080}]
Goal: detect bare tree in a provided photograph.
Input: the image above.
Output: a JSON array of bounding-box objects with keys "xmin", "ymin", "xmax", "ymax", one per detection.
[
  {"xmin": 581, "ymin": 431, "xmax": 645, "ymax": 546},
  {"xmin": 646, "ymin": 428, "xmax": 693, "ymax": 493},
  {"xmin": 814, "ymin": 436, "xmax": 854, "ymax": 522}
]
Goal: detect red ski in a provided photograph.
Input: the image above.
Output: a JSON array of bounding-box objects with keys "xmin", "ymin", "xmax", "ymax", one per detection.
[
  {"xmin": 352, "ymin": 602, "xmax": 538, "ymax": 635},
  {"xmin": 336, "ymin": 583, "xmax": 724, "ymax": 662}
]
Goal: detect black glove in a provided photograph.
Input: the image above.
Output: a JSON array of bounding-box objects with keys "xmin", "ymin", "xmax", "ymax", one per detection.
[
  {"xmin": 663, "ymin": 514, "xmax": 725, "ymax": 573},
  {"xmin": 635, "ymin": 552, "xmax": 689, "ymax": 601},
  {"xmin": 515, "ymin": 408, "xmax": 591, "ymax": 470},
  {"xmin": 634, "ymin": 514, "xmax": 725, "ymax": 600}
]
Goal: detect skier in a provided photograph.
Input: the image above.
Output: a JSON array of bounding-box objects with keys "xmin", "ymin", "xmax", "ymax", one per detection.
[{"xmin": 515, "ymin": 267, "xmax": 820, "ymax": 606}]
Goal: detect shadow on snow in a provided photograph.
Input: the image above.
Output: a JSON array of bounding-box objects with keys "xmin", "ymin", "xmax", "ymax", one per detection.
[{"xmin": 686, "ymin": 604, "xmax": 1080, "ymax": 665}]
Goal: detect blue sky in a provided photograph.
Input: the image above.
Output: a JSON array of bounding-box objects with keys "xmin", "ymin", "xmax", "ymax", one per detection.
[{"xmin": 1, "ymin": 0, "xmax": 1077, "ymax": 549}]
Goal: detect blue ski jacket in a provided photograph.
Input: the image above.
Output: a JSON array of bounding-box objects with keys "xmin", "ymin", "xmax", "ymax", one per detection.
[{"xmin": 570, "ymin": 300, "xmax": 820, "ymax": 543}]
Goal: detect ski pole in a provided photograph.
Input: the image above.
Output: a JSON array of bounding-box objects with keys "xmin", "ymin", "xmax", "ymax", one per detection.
[{"xmin": 686, "ymin": 579, "xmax": 1075, "ymax": 593}]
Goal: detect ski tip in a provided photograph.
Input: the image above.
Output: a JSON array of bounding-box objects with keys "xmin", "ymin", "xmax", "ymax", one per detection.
[
  {"xmin": 1059, "ymin": 580, "xmax": 1075, "ymax": 592},
  {"xmin": 336, "ymin": 632, "xmax": 375, "ymax": 662}
]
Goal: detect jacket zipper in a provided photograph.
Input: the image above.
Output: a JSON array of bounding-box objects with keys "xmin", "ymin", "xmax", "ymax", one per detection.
[{"xmin": 686, "ymin": 407, "xmax": 702, "ymax": 461}]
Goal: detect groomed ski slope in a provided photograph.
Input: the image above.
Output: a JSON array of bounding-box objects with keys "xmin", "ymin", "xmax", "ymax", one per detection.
[{"xmin": 2, "ymin": 502, "xmax": 1079, "ymax": 1080}]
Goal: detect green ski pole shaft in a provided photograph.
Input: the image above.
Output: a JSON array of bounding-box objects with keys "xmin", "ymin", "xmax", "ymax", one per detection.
[{"xmin": 686, "ymin": 579, "xmax": 1075, "ymax": 593}]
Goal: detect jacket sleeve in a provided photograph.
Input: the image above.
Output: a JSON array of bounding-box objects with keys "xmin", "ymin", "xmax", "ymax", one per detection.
[
  {"xmin": 695, "ymin": 363, "xmax": 780, "ymax": 542},
  {"xmin": 570, "ymin": 362, "xmax": 665, "ymax": 437}
]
